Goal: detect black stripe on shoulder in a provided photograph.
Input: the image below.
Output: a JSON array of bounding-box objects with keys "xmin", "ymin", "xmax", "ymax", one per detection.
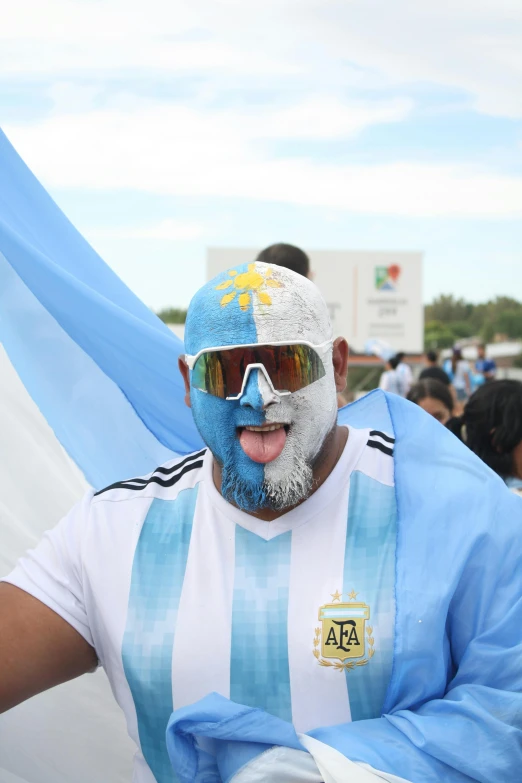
[
  {"xmin": 108, "ymin": 449, "xmax": 208, "ymax": 487},
  {"xmin": 369, "ymin": 430, "xmax": 395, "ymax": 444},
  {"xmin": 367, "ymin": 440, "xmax": 394, "ymax": 457},
  {"xmin": 94, "ymin": 450, "xmax": 206, "ymax": 497}
]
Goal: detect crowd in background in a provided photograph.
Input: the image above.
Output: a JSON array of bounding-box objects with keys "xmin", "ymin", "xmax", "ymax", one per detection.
[
  {"xmin": 376, "ymin": 342, "xmax": 522, "ymax": 498},
  {"xmin": 380, "ymin": 344, "xmax": 497, "ymax": 412}
]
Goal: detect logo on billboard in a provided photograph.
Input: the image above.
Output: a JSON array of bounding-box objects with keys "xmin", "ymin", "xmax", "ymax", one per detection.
[{"xmin": 375, "ymin": 264, "xmax": 401, "ymax": 292}]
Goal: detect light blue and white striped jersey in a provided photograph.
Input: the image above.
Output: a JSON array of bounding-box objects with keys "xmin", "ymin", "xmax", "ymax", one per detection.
[{"xmin": 5, "ymin": 425, "xmax": 396, "ymax": 783}]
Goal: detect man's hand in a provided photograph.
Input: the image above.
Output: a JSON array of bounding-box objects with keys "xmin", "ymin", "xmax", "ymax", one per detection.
[{"xmin": 0, "ymin": 583, "xmax": 97, "ymax": 713}]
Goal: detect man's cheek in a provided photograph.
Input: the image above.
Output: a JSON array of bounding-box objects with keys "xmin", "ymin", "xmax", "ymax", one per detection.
[{"xmin": 191, "ymin": 392, "xmax": 237, "ymax": 458}]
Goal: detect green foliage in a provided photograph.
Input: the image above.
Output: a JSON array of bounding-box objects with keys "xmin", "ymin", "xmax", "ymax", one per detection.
[
  {"xmin": 157, "ymin": 307, "xmax": 187, "ymax": 324},
  {"xmin": 489, "ymin": 309, "xmax": 522, "ymax": 340},
  {"xmin": 513, "ymin": 353, "xmax": 522, "ymax": 369},
  {"xmin": 425, "ymin": 295, "xmax": 472, "ymax": 324},
  {"xmin": 424, "ymin": 320, "xmax": 456, "ymax": 350},
  {"xmin": 424, "ymin": 295, "xmax": 522, "ymax": 348}
]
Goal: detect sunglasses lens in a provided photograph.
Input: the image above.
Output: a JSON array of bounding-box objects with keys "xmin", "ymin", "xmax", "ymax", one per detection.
[{"xmin": 191, "ymin": 344, "xmax": 326, "ymax": 398}]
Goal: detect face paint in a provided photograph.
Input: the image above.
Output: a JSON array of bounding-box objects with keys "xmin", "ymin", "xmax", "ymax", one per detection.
[{"xmin": 185, "ymin": 262, "xmax": 338, "ymax": 512}]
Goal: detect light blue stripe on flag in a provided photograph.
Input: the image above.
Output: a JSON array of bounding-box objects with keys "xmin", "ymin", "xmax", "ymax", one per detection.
[
  {"xmin": 321, "ymin": 607, "xmax": 368, "ymax": 619},
  {"xmin": 343, "ymin": 470, "xmax": 397, "ymax": 721},
  {"xmin": 122, "ymin": 488, "xmax": 199, "ymax": 782},
  {"xmin": 230, "ymin": 527, "xmax": 292, "ymax": 722}
]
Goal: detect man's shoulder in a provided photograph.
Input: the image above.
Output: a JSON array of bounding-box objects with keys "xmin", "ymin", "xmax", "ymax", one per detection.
[
  {"xmin": 353, "ymin": 427, "xmax": 395, "ymax": 488},
  {"xmin": 91, "ymin": 448, "xmax": 208, "ymax": 506}
]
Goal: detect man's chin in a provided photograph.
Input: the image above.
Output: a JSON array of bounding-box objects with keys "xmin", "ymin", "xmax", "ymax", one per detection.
[
  {"xmin": 221, "ymin": 470, "xmax": 269, "ymax": 513},
  {"xmin": 221, "ymin": 458, "xmax": 314, "ymax": 514}
]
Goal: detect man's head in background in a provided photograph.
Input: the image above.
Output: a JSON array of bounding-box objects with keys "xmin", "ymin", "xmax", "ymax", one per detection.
[{"xmin": 256, "ymin": 243, "xmax": 311, "ymax": 279}]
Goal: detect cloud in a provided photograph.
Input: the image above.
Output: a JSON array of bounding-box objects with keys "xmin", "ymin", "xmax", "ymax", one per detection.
[
  {"xmin": 89, "ymin": 219, "xmax": 205, "ymax": 241},
  {"xmin": 3, "ymin": 0, "xmax": 522, "ymax": 224},
  {"xmin": 1, "ymin": 0, "xmax": 521, "ymax": 118},
  {"xmin": 5, "ymin": 103, "xmax": 522, "ymax": 218},
  {"xmin": 300, "ymin": 0, "xmax": 522, "ymax": 117}
]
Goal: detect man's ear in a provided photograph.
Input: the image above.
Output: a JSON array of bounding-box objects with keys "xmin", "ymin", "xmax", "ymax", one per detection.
[
  {"xmin": 178, "ymin": 356, "xmax": 192, "ymax": 408},
  {"xmin": 332, "ymin": 337, "xmax": 349, "ymax": 394}
]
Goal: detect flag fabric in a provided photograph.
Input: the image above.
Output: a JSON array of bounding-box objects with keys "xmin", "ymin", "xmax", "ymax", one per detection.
[
  {"xmin": 0, "ymin": 129, "xmax": 201, "ymax": 490},
  {"xmin": 166, "ymin": 692, "xmax": 409, "ymax": 783}
]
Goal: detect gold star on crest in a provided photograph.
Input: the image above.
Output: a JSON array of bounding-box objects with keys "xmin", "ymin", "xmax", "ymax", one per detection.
[
  {"xmin": 347, "ymin": 589, "xmax": 359, "ymax": 601},
  {"xmin": 330, "ymin": 590, "xmax": 342, "ymax": 602}
]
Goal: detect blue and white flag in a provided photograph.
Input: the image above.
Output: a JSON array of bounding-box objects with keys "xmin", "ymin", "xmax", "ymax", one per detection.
[{"xmin": 0, "ymin": 129, "xmax": 202, "ymax": 490}]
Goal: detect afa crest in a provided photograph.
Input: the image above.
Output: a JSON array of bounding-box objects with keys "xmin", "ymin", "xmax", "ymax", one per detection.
[{"xmin": 313, "ymin": 590, "xmax": 374, "ymax": 672}]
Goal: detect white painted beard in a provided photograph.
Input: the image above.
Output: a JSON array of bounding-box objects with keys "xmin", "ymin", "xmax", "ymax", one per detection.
[
  {"xmin": 264, "ymin": 439, "xmax": 314, "ymax": 511},
  {"xmin": 263, "ymin": 378, "xmax": 339, "ymax": 510}
]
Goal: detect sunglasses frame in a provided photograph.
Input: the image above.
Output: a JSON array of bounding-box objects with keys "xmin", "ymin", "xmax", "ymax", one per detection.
[{"xmin": 185, "ymin": 339, "xmax": 333, "ymax": 401}]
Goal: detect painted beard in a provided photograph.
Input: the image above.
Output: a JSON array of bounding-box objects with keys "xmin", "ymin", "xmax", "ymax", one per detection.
[
  {"xmin": 221, "ymin": 432, "xmax": 314, "ymax": 512},
  {"xmin": 259, "ymin": 375, "xmax": 338, "ymax": 510}
]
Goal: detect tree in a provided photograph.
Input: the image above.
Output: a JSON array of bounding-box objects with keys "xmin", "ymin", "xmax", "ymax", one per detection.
[
  {"xmin": 157, "ymin": 307, "xmax": 187, "ymax": 324},
  {"xmin": 490, "ymin": 310, "xmax": 522, "ymax": 340},
  {"xmin": 424, "ymin": 294, "xmax": 522, "ymax": 347},
  {"xmin": 425, "ymin": 295, "xmax": 472, "ymax": 324},
  {"xmin": 424, "ymin": 320, "xmax": 456, "ymax": 350}
]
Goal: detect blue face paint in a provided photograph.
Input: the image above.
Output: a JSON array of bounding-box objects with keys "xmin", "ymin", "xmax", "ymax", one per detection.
[
  {"xmin": 186, "ymin": 265, "xmax": 269, "ymax": 511},
  {"xmin": 190, "ymin": 372, "xmax": 270, "ymax": 511},
  {"xmin": 185, "ymin": 263, "xmax": 258, "ymax": 354}
]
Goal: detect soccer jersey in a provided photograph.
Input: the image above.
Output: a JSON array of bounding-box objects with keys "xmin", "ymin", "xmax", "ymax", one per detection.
[{"xmin": 4, "ymin": 425, "xmax": 397, "ymax": 783}]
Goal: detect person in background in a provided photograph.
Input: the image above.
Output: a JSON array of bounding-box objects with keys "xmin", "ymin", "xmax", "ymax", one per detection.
[
  {"xmin": 445, "ymin": 347, "xmax": 471, "ymax": 404},
  {"xmin": 395, "ymin": 352, "xmax": 413, "ymax": 397},
  {"xmin": 407, "ymin": 379, "xmax": 454, "ymax": 425},
  {"xmin": 256, "ymin": 242, "xmax": 311, "ymax": 279},
  {"xmin": 379, "ymin": 354, "xmax": 401, "ymax": 395},
  {"xmin": 446, "ymin": 380, "xmax": 522, "ymax": 496},
  {"xmin": 419, "ymin": 350, "xmax": 451, "ymax": 386},
  {"xmin": 475, "ymin": 343, "xmax": 496, "ymax": 383}
]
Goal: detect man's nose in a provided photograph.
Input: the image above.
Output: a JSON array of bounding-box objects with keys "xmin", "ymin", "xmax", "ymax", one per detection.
[{"xmin": 239, "ymin": 368, "xmax": 280, "ymax": 409}]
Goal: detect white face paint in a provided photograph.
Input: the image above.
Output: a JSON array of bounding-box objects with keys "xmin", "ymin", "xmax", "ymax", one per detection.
[{"xmin": 248, "ymin": 263, "xmax": 338, "ymax": 509}]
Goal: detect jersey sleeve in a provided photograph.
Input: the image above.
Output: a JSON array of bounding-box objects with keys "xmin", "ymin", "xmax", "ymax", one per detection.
[
  {"xmin": 1, "ymin": 491, "xmax": 95, "ymax": 648},
  {"xmin": 309, "ymin": 488, "xmax": 522, "ymax": 782}
]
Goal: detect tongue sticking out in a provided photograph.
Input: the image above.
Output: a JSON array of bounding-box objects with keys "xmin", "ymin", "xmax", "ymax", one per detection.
[{"xmin": 239, "ymin": 427, "xmax": 287, "ymax": 463}]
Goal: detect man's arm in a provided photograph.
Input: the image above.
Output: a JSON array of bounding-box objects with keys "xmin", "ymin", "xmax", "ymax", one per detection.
[{"xmin": 0, "ymin": 583, "xmax": 97, "ymax": 713}]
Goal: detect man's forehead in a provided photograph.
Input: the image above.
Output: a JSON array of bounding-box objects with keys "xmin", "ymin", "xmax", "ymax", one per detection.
[{"xmin": 185, "ymin": 262, "xmax": 332, "ymax": 353}]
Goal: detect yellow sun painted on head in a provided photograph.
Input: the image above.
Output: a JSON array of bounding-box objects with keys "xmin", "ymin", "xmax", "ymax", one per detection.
[{"xmin": 215, "ymin": 264, "xmax": 282, "ymax": 311}]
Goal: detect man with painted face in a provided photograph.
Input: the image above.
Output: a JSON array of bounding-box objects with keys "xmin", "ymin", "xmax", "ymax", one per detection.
[
  {"xmin": 1, "ymin": 263, "xmax": 521, "ymax": 783},
  {"xmin": 181, "ymin": 262, "xmax": 346, "ymax": 517}
]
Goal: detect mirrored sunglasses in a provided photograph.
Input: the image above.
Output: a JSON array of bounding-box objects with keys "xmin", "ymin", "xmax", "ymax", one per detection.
[{"xmin": 185, "ymin": 340, "xmax": 331, "ymax": 400}]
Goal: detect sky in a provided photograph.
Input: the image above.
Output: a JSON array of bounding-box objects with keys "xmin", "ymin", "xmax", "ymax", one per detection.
[{"xmin": 2, "ymin": 0, "xmax": 522, "ymax": 310}]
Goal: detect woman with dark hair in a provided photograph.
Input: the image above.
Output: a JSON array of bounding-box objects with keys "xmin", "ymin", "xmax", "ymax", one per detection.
[
  {"xmin": 407, "ymin": 378, "xmax": 454, "ymax": 425},
  {"xmin": 446, "ymin": 379, "xmax": 522, "ymax": 495}
]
